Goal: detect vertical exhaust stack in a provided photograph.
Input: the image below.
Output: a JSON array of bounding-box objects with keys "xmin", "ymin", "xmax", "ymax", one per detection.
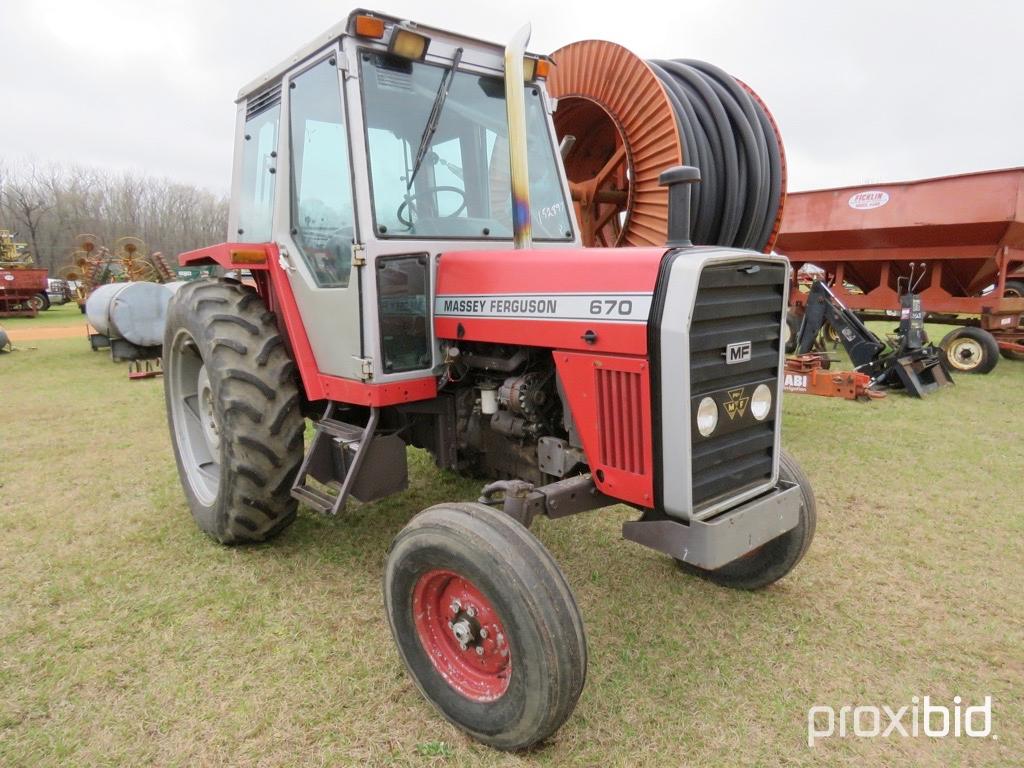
[
  {"xmin": 504, "ymin": 24, "xmax": 533, "ymax": 249},
  {"xmin": 659, "ymin": 165, "xmax": 701, "ymax": 248}
]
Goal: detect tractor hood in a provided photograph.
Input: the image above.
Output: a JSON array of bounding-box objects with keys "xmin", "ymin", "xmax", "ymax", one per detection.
[{"xmin": 434, "ymin": 247, "xmax": 668, "ymax": 354}]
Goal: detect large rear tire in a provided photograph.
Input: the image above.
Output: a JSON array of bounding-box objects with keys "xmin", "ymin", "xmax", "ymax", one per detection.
[
  {"xmin": 385, "ymin": 502, "xmax": 587, "ymax": 750},
  {"xmin": 939, "ymin": 326, "xmax": 999, "ymax": 374},
  {"xmin": 677, "ymin": 449, "xmax": 816, "ymax": 590},
  {"xmin": 163, "ymin": 278, "xmax": 304, "ymax": 544}
]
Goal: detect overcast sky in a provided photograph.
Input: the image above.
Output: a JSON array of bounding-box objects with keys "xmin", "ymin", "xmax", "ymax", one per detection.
[{"xmin": 2, "ymin": 0, "xmax": 1023, "ymax": 195}]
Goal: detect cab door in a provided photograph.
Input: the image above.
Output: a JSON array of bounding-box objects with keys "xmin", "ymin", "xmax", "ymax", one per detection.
[{"xmin": 276, "ymin": 51, "xmax": 363, "ymax": 380}]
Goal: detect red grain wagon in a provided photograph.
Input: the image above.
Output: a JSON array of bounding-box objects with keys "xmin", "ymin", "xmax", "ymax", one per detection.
[
  {"xmin": 0, "ymin": 267, "xmax": 48, "ymax": 317},
  {"xmin": 776, "ymin": 167, "xmax": 1024, "ymax": 371}
]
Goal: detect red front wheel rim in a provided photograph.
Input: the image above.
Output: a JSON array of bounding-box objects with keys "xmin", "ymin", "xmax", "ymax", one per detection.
[{"xmin": 412, "ymin": 569, "xmax": 512, "ymax": 702}]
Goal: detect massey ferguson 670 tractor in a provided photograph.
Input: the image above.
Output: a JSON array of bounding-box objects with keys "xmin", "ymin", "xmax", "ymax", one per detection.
[{"xmin": 164, "ymin": 10, "xmax": 815, "ymax": 749}]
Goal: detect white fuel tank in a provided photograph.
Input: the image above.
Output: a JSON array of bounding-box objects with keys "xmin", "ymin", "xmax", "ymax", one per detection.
[{"xmin": 85, "ymin": 281, "xmax": 174, "ymax": 348}]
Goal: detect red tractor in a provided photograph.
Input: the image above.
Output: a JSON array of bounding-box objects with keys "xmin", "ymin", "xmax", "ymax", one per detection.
[{"xmin": 164, "ymin": 10, "xmax": 815, "ymax": 750}]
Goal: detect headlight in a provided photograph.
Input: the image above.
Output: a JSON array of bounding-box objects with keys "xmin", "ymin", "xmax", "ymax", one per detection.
[
  {"xmin": 751, "ymin": 384, "xmax": 772, "ymax": 421},
  {"xmin": 696, "ymin": 396, "xmax": 718, "ymax": 437}
]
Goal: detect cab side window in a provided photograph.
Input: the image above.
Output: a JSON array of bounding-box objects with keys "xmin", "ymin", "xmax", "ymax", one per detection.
[
  {"xmin": 238, "ymin": 99, "xmax": 280, "ymax": 243},
  {"xmin": 289, "ymin": 58, "xmax": 356, "ymax": 288}
]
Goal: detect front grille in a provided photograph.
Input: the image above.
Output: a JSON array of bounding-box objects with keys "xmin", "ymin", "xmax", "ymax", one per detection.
[
  {"xmin": 596, "ymin": 368, "xmax": 645, "ymax": 475},
  {"xmin": 689, "ymin": 262, "xmax": 786, "ymax": 510}
]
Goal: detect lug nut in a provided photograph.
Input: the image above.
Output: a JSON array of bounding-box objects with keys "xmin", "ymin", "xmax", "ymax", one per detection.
[
  {"xmin": 479, "ymin": 628, "xmax": 488, "ymax": 639},
  {"xmin": 450, "ymin": 599, "xmax": 461, "ymax": 613},
  {"xmin": 466, "ymin": 606, "xmax": 476, "ymax": 618},
  {"xmin": 476, "ymin": 646, "xmax": 484, "ymax": 656}
]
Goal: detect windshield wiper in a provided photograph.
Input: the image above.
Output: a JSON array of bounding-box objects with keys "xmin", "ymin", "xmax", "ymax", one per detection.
[{"xmin": 407, "ymin": 47, "xmax": 463, "ymax": 190}]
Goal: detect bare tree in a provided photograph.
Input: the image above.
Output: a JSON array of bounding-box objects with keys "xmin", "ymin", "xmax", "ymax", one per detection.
[
  {"xmin": 0, "ymin": 162, "xmax": 54, "ymax": 268},
  {"xmin": 0, "ymin": 158, "xmax": 228, "ymax": 272}
]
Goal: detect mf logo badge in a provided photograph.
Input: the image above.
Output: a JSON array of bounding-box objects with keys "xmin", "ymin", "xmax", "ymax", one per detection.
[
  {"xmin": 725, "ymin": 341, "xmax": 752, "ymax": 365},
  {"xmin": 723, "ymin": 388, "xmax": 750, "ymax": 420}
]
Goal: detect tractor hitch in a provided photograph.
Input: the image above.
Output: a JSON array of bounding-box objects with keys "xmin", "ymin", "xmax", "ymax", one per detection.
[{"xmin": 478, "ymin": 474, "xmax": 614, "ymax": 528}]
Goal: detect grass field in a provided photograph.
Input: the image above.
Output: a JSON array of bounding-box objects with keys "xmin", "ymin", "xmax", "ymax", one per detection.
[
  {"xmin": 3, "ymin": 301, "xmax": 87, "ymax": 331},
  {"xmin": 1, "ymin": 316, "xmax": 1021, "ymax": 767}
]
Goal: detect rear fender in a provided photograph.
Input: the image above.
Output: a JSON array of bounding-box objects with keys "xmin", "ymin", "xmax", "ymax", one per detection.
[
  {"xmin": 178, "ymin": 242, "xmax": 272, "ymax": 271},
  {"xmin": 176, "ymin": 242, "xmax": 436, "ymax": 406}
]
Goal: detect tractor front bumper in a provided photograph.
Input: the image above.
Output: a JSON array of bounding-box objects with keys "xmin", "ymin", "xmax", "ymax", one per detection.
[{"xmin": 622, "ymin": 481, "xmax": 802, "ymax": 570}]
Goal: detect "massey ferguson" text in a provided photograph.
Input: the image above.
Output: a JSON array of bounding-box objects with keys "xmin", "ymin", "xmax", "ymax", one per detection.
[{"xmin": 441, "ymin": 297, "xmax": 558, "ymax": 315}]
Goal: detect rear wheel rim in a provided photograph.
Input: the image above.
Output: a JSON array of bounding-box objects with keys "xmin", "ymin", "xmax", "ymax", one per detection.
[
  {"xmin": 168, "ymin": 329, "xmax": 221, "ymax": 506},
  {"xmin": 412, "ymin": 569, "xmax": 511, "ymax": 702},
  {"xmin": 947, "ymin": 337, "xmax": 984, "ymax": 371}
]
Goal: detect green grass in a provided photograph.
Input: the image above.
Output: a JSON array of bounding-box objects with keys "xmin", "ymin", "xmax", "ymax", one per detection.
[
  {"xmin": 0, "ymin": 337, "xmax": 1021, "ymax": 767},
  {"xmin": 1, "ymin": 300, "xmax": 87, "ymax": 330}
]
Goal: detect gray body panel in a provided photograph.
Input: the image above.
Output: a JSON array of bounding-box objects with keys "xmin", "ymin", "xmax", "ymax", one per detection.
[
  {"xmin": 274, "ymin": 43, "xmax": 363, "ymax": 380},
  {"xmin": 656, "ymin": 248, "xmax": 790, "ymax": 522},
  {"xmin": 623, "ymin": 481, "xmax": 801, "ymax": 569}
]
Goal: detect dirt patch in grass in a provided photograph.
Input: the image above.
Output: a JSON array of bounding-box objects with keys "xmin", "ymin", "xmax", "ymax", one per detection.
[
  {"xmin": 4, "ymin": 325, "xmax": 88, "ymax": 342},
  {"xmin": 1, "ymin": 336, "xmax": 1021, "ymax": 767}
]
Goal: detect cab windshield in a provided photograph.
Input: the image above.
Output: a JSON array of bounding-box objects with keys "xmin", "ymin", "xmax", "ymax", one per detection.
[{"xmin": 360, "ymin": 51, "xmax": 573, "ymax": 240}]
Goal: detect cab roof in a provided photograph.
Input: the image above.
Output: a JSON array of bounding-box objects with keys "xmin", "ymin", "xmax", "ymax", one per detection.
[{"xmin": 237, "ymin": 8, "xmax": 532, "ymax": 102}]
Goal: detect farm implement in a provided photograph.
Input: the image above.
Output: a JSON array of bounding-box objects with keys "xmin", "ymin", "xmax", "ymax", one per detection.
[
  {"xmin": 0, "ymin": 229, "xmax": 48, "ymax": 317},
  {"xmin": 777, "ymin": 167, "xmax": 1024, "ymax": 373},
  {"xmin": 791, "ymin": 276, "xmax": 953, "ymax": 398}
]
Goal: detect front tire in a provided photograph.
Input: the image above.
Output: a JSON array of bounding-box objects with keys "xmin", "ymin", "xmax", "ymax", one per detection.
[
  {"xmin": 29, "ymin": 293, "xmax": 50, "ymax": 311},
  {"xmin": 385, "ymin": 502, "xmax": 587, "ymax": 751},
  {"xmin": 939, "ymin": 326, "xmax": 999, "ymax": 374},
  {"xmin": 677, "ymin": 449, "xmax": 816, "ymax": 590},
  {"xmin": 163, "ymin": 279, "xmax": 304, "ymax": 544}
]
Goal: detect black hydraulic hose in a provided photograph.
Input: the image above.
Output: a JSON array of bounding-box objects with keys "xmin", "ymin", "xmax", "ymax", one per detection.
[
  {"xmin": 648, "ymin": 61, "xmax": 719, "ymax": 244},
  {"xmin": 647, "ymin": 58, "xmax": 782, "ymax": 252}
]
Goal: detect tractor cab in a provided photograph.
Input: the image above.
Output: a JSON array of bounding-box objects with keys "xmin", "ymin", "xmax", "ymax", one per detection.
[{"xmin": 229, "ymin": 10, "xmax": 575, "ymax": 382}]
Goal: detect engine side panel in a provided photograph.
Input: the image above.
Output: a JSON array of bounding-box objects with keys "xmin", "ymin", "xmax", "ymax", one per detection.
[
  {"xmin": 434, "ymin": 247, "xmax": 666, "ymax": 355},
  {"xmin": 554, "ymin": 352, "xmax": 654, "ymax": 507}
]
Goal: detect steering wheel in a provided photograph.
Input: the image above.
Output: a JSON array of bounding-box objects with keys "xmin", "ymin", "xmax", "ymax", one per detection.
[{"xmin": 396, "ymin": 186, "xmax": 467, "ymax": 229}]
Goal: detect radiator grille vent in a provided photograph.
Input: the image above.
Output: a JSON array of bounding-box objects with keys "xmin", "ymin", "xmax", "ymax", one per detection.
[
  {"xmin": 689, "ymin": 262, "xmax": 786, "ymax": 509},
  {"xmin": 596, "ymin": 368, "xmax": 645, "ymax": 475}
]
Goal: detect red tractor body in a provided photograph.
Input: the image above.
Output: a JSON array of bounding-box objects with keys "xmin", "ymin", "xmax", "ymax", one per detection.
[{"xmin": 166, "ymin": 9, "xmax": 815, "ymax": 750}]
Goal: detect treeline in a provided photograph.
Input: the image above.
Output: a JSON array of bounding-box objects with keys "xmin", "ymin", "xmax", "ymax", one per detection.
[{"xmin": 0, "ymin": 160, "xmax": 228, "ymax": 272}]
